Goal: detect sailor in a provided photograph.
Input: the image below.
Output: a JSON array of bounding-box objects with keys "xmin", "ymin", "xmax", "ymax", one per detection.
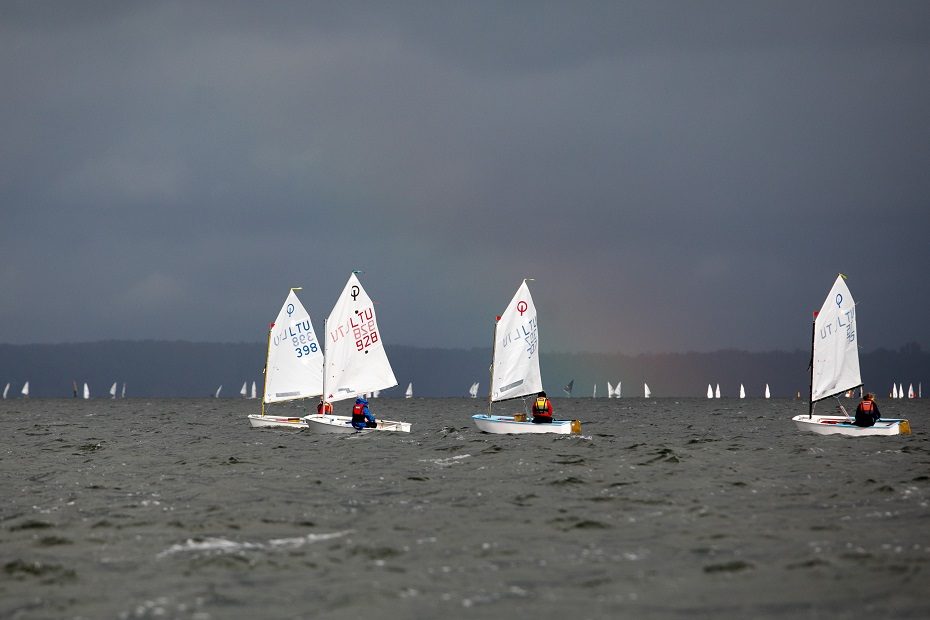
[
  {"xmin": 854, "ymin": 392, "xmax": 881, "ymax": 427},
  {"xmin": 350, "ymin": 396, "xmax": 377, "ymax": 430},
  {"xmin": 531, "ymin": 391, "xmax": 553, "ymax": 424},
  {"xmin": 317, "ymin": 399, "xmax": 333, "ymax": 415}
]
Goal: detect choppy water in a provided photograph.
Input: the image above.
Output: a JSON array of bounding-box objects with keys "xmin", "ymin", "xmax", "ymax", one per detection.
[{"xmin": 1, "ymin": 397, "xmax": 928, "ymax": 619}]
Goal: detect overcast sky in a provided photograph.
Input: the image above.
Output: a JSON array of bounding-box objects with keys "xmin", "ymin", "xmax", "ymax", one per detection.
[{"xmin": 2, "ymin": 1, "xmax": 929, "ymax": 353}]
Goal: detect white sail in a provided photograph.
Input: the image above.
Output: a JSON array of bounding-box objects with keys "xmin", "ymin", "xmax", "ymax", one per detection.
[
  {"xmin": 2, "ymin": 383, "xmax": 9, "ymax": 399},
  {"xmin": 250, "ymin": 381, "xmax": 256, "ymax": 399},
  {"xmin": 908, "ymin": 383, "xmax": 915, "ymax": 398},
  {"xmin": 593, "ymin": 384, "xmax": 597, "ymax": 398},
  {"xmin": 109, "ymin": 382, "xmax": 117, "ymax": 399},
  {"xmin": 405, "ymin": 383, "xmax": 413, "ymax": 399},
  {"xmin": 265, "ymin": 289, "xmax": 324, "ymax": 404},
  {"xmin": 608, "ymin": 381, "xmax": 614, "ymax": 398},
  {"xmin": 898, "ymin": 383, "xmax": 904, "ymax": 399},
  {"xmin": 215, "ymin": 385, "xmax": 222, "ymax": 398},
  {"xmin": 615, "ymin": 381, "xmax": 621, "ymax": 398},
  {"xmin": 891, "ymin": 383, "xmax": 898, "ymax": 399},
  {"xmin": 707, "ymin": 384, "xmax": 713, "ymax": 399},
  {"xmin": 715, "ymin": 383, "xmax": 721, "ymax": 398},
  {"xmin": 644, "ymin": 383, "xmax": 651, "ymax": 398},
  {"xmin": 811, "ymin": 275, "xmax": 861, "ymax": 402},
  {"xmin": 765, "ymin": 384, "xmax": 771, "ymax": 399},
  {"xmin": 739, "ymin": 384, "xmax": 746, "ymax": 399},
  {"xmin": 323, "ymin": 273, "xmax": 398, "ymax": 403},
  {"xmin": 491, "ymin": 280, "xmax": 542, "ymax": 402},
  {"xmin": 121, "ymin": 382, "xmax": 126, "ymax": 398},
  {"xmin": 21, "ymin": 381, "xmax": 29, "ymax": 397},
  {"xmin": 240, "ymin": 382, "xmax": 248, "ymax": 397},
  {"xmin": 468, "ymin": 382, "xmax": 479, "ymax": 398},
  {"xmin": 83, "ymin": 383, "xmax": 90, "ymax": 399}
]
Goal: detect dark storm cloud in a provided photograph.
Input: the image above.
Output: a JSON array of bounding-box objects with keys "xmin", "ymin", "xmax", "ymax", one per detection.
[{"xmin": 1, "ymin": 1, "xmax": 929, "ymax": 353}]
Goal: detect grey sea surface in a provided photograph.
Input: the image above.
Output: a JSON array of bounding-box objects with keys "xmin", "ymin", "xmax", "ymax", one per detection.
[{"xmin": 1, "ymin": 397, "xmax": 928, "ymax": 619}]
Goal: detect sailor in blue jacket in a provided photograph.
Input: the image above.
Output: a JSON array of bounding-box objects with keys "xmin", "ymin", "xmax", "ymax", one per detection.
[{"xmin": 350, "ymin": 397, "xmax": 377, "ymax": 430}]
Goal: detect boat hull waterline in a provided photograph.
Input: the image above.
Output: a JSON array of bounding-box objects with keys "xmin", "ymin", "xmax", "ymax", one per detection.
[
  {"xmin": 302, "ymin": 414, "xmax": 411, "ymax": 434},
  {"xmin": 791, "ymin": 415, "xmax": 911, "ymax": 437},
  {"xmin": 472, "ymin": 414, "xmax": 581, "ymax": 435},
  {"xmin": 247, "ymin": 414, "xmax": 308, "ymax": 429}
]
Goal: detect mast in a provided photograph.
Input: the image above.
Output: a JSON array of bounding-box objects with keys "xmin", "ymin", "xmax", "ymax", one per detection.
[
  {"xmin": 321, "ymin": 317, "xmax": 328, "ymax": 405},
  {"xmin": 260, "ymin": 320, "xmax": 274, "ymax": 417},
  {"xmin": 808, "ymin": 311, "xmax": 816, "ymax": 418},
  {"xmin": 487, "ymin": 314, "xmax": 499, "ymax": 415}
]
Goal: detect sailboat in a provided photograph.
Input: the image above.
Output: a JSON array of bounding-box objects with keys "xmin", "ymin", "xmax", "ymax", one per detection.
[
  {"xmin": 83, "ymin": 383, "xmax": 90, "ymax": 399},
  {"xmin": 240, "ymin": 382, "xmax": 248, "ymax": 398},
  {"xmin": 764, "ymin": 384, "xmax": 771, "ymax": 399},
  {"xmin": 248, "ymin": 288, "xmax": 323, "ymax": 429},
  {"xmin": 715, "ymin": 383, "xmax": 721, "ymax": 398},
  {"xmin": 214, "ymin": 385, "xmax": 222, "ymax": 398},
  {"xmin": 468, "ymin": 382, "xmax": 480, "ymax": 398},
  {"xmin": 891, "ymin": 383, "xmax": 898, "ymax": 399},
  {"xmin": 792, "ymin": 275, "xmax": 910, "ymax": 436},
  {"xmin": 303, "ymin": 273, "xmax": 410, "ymax": 433},
  {"xmin": 250, "ymin": 381, "xmax": 257, "ymax": 399},
  {"xmin": 562, "ymin": 379, "xmax": 574, "ymax": 397},
  {"xmin": 593, "ymin": 384, "xmax": 597, "ymax": 398},
  {"xmin": 908, "ymin": 383, "xmax": 915, "ymax": 399},
  {"xmin": 109, "ymin": 382, "xmax": 117, "ymax": 399},
  {"xmin": 607, "ymin": 381, "xmax": 614, "ymax": 398},
  {"xmin": 2, "ymin": 383, "xmax": 9, "ymax": 399},
  {"xmin": 643, "ymin": 383, "xmax": 651, "ymax": 398},
  {"xmin": 472, "ymin": 280, "xmax": 581, "ymax": 435},
  {"xmin": 121, "ymin": 382, "xmax": 126, "ymax": 398},
  {"xmin": 405, "ymin": 383, "xmax": 413, "ymax": 399},
  {"xmin": 899, "ymin": 383, "xmax": 905, "ymax": 399},
  {"xmin": 707, "ymin": 384, "xmax": 713, "ymax": 399},
  {"xmin": 21, "ymin": 381, "xmax": 29, "ymax": 398},
  {"xmin": 615, "ymin": 381, "xmax": 621, "ymax": 398},
  {"xmin": 739, "ymin": 384, "xmax": 746, "ymax": 399}
]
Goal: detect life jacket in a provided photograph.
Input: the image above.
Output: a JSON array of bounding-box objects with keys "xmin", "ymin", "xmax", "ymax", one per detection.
[
  {"xmin": 317, "ymin": 402, "xmax": 333, "ymax": 415},
  {"xmin": 351, "ymin": 402, "xmax": 366, "ymax": 423},
  {"xmin": 860, "ymin": 400, "xmax": 874, "ymax": 413},
  {"xmin": 532, "ymin": 397, "xmax": 551, "ymax": 417}
]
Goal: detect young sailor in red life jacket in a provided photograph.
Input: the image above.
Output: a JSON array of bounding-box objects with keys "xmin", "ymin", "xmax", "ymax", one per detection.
[
  {"xmin": 531, "ymin": 391, "xmax": 553, "ymax": 424},
  {"xmin": 350, "ymin": 397, "xmax": 377, "ymax": 430},
  {"xmin": 854, "ymin": 392, "xmax": 881, "ymax": 427},
  {"xmin": 317, "ymin": 400, "xmax": 333, "ymax": 415}
]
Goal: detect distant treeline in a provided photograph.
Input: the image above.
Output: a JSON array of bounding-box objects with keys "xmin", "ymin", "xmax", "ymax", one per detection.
[{"xmin": 0, "ymin": 340, "xmax": 927, "ymax": 399}]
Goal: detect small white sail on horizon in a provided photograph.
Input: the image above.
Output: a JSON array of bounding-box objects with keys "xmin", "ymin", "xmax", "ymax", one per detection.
[
  {"xmin": 607, "ymin": 381, "xmax": 614, "ymax": 398},
  {"xmin": 908, "ymin": 383, "xmax": 915, "ymax": 399},
  {"xmin": 891, "ymin": 383, "xmax": 898, "ymax": 399},
  {"xmin": 707, "ymin": 384, "xmax": 713, "ymax": 399},
  {"xmin": 21, "ymin": 381, "xmax": 29, "ymax": 398},
  {"xmin": 109, "ymin": 382, "xmax": 117, "ymax": 399},
  {"xmin": 240, "ymin": 382, "xmax": 248, "ymax": 398},
  {"xmin": 644, "ymin": 383, "xmax": 651, "ymax": 398},
  {"xmin": 121, "ymin": 382, "xmax": 126, "ymax": 398},
  {"xmin": 2, "ymin": 383, "xmax": 9, "ymax": 399},
  {"xmin": 83, "ymin": 383, "xmax": 90, "ymax": 399},
  {"xmin": 405, "ymin": 383, "xmax": 413, "ymax": 399},
  {"xmin": 468, "ymin": 382, "xmax": 479, "ymax": 398},
  {"xmin": 593, "ymin": 384, "xmax": 597, "ymax": 398},
  {"xmin": 615, "ymin": 381, "xmax": 621, "ymax": 398},
  {"xmin": 899, "ymin": 383, "xmax": 904, "ymax": 399},
  {"xmin": 739, "ymin": 384, "xmax": 746, "ymax": 399},
  {"xmin": 215, "ymin": 385, "xmax": 222, "ymax": 398},
  {"xmin": 765, "ymin": 384, "xmax": 771, "ymax": 399},
  {"xmin": 250, "ymin": 381, "xmax": 257, "ymax": 399},
  {"xmin": 715, "ymin": 383, "xmax": 721, "ymax": 398}
]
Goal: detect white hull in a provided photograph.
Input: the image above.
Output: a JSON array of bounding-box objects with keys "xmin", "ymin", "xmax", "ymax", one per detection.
[
  {"xmin": 247, "ymin": 414, "xmax": 308, "ymax": 429},
  {"xmin": 792, "ymin": 414, "xmax": 911, "ymax": 437},
  {"xmin": 472, "ymin": 414, "xmax": 580, "ymax": 435},
  {"xmin": 302, "ymin": 414, "xmax": 411, "ymax": 434}
]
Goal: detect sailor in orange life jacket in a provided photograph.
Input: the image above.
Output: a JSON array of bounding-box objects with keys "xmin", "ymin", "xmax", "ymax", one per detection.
[
  {"xmin": 854, "ymin": 392, "xmax": 881, "ymax": 427},
  {"xmin": 350, "ymin": 397, "xmax": 377, "ymax": 430},
  {"xmin": 531, "ymin": 391, "xmax": 553, "ymax": 424},
  {"xmin": 317, "ymin": 399, "xmax": 333, "ymax": 416}
]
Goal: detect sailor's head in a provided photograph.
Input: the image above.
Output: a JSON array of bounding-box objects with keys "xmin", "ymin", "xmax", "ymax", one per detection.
[
  {"xmin": 865, "ymin": 392, "xmax": 875, "ymax": 401},
  {"xmin": 356, "ymin": 397, "xmax": 368, "ymax": 404},
  {"xmin": 538, "ymin": 391, "xmax": 547, "ymax": 398}
]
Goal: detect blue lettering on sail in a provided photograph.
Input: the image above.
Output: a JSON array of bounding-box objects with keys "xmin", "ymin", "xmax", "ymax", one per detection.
[{"xmin": 500, "ymin": 317, "xmax": 538, "ymax": 358}]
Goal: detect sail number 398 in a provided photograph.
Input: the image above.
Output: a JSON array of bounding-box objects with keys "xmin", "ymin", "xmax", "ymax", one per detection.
[{"xmin": 293, "ymin": 334, "xmax": 318, "ymax": 358}]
